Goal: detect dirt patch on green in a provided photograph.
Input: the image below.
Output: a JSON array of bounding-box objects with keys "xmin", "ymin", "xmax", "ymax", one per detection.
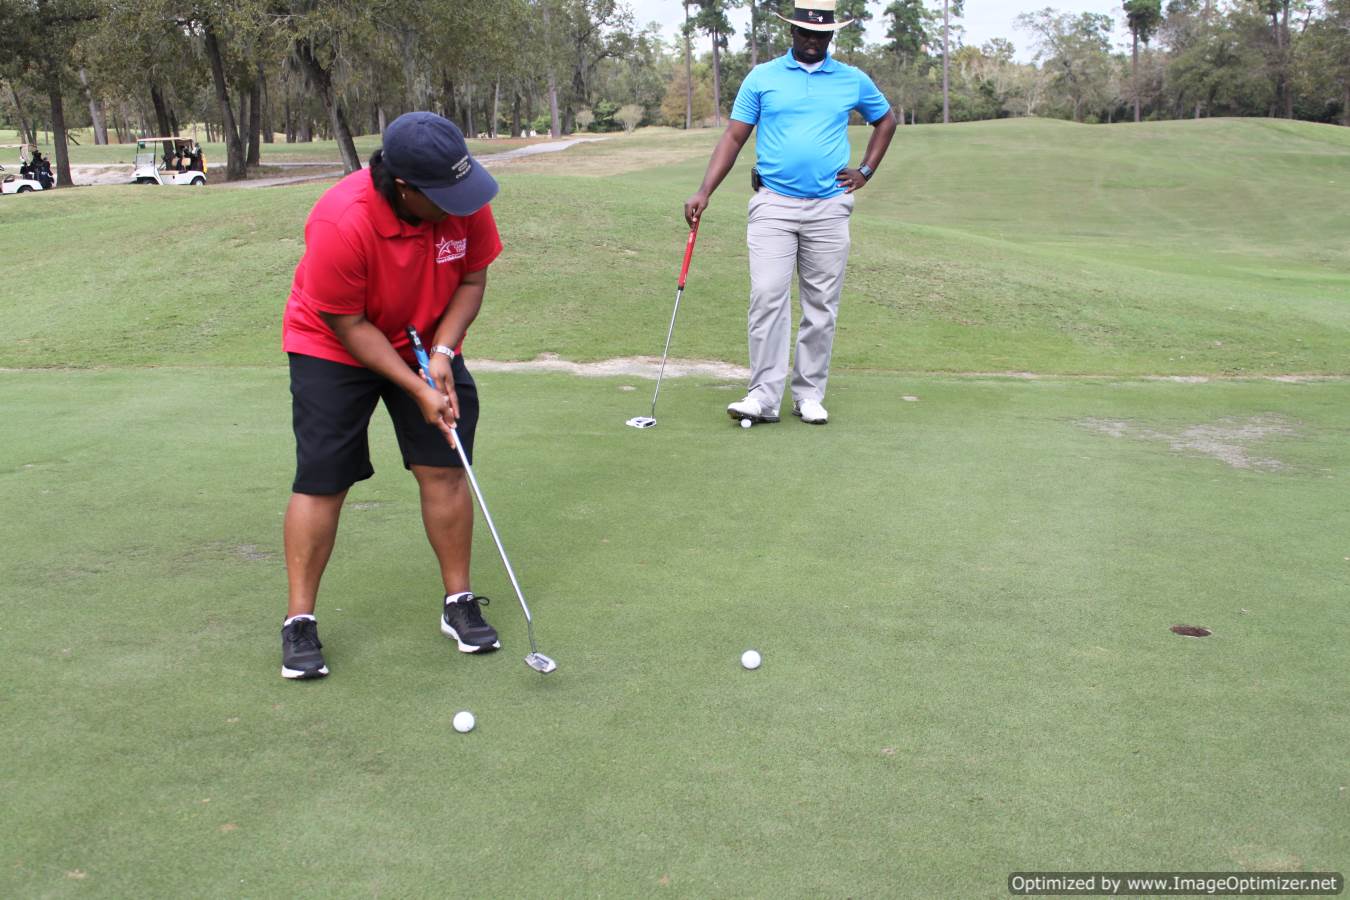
[
  {"xmin": 1077, "ymin": 414, "xmax": 1300, "ymax": 470},
  {"xmin": 489, "ymin": 131, "xmax": 713, "ymax": 177}
]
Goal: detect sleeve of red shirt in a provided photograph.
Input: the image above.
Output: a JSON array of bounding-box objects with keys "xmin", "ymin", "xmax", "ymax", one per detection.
[
  {"xmin": 464, "ymin": 204, "xmax": 503, "ymax": 273},
  {"xmin": 297, "ymin": 217, "xmax": 368, "ymax": 316}
]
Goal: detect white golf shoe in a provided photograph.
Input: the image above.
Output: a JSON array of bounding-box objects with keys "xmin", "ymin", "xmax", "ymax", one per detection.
[
  {"xmin": 727, "ymin": 396, "xmax": 780, "ymax": 423},
  {"xmin": 793, "ymin": 398, "xmax": 829, "ymax": 424}
]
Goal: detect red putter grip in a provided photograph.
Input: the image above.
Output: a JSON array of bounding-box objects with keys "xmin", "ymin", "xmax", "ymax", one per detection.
[{"xmin": 677, "ymin": 220, "xmax": 700, "ymax": 289}]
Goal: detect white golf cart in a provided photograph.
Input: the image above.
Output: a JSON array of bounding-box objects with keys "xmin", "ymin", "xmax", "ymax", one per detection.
[
  {"xmin": 0, "ymin": 144, "xmax": 56, "ymax": 194},
  {"xmin": 132, "ymin": 136, "xmax": 207, "ymax": 186}
]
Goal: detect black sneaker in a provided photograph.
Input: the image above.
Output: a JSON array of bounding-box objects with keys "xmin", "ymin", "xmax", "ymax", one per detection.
[
  {"xmin": 441, "ymin": 594, "xmax": 501, "ymax": 653},
  {"xmin": 281, "ymin": 617, "xmax": 329, "ymax": 679}
]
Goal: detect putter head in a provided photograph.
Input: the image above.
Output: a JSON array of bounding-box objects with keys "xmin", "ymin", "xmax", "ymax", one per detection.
[
  {"xmin": 525, "ymin": 652, "xmax": 558, "ymax": 674},
  {"xmin": 626, "ymin": 416, "xmax": 656, "ymax": 429}
]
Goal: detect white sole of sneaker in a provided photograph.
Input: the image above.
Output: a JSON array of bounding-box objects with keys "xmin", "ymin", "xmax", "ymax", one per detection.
[
  {"xmin": 728, "ymin": 408, "xmax": 780, "ymax": 424},
  {"xmin": 792, "ymin": 408, "xmax": 827, "ymax": 425},
  {"xmin": 282, "ymin": 664, "xmax": 329, "ymax": 679},
  {"xmin": 441, "ymin": 619, "xmax": 502, "ymax": 653}
]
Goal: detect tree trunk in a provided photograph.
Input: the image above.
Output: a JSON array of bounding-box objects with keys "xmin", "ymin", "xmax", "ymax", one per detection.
[
  {"xmin": 942, "ymin": 0, "xmax": 950, "ymax": 123},
  {"xmin": 79, "ymin": 68, "xmax": 108, "ymax": 144},
  {"xmin": 136, "ymin": 96, "xmax": 151, "ymax": 137},
  {"xmin": 399, "ymin": 26, "xmax": 420, "ymax": 109},
  {"xmin": 1343, "ymin": 84, "xmax": 1350, "ymax": 127},
  {"xmin": 1132, "ymin": 32, "xmax": 1141, "ymax": 122},
  {"xmin": 10, "ymin": 83, "xmax": 36, "ymax": 147},
  {"xmin": 247, "ymin": 76, "xmax": 262, "ymax": 166},
  {"xmin": 203, "ymin": 20, "xmax": 247, "ymax": 180},
  {"xmin": 511, "ymin": 91, "xmax": 521, "ymax": 137},
  {"xmin": 294, "ymin": 39, "xmax": 360, "ymax": 173},
  {"xmin": 378, "ymin": 105, "xmax": 387, "ymax": 135},
  {"xmin": 111, "ymin": 103, "xmax": 126, "ymax": 143},
  {"xmin": 711, "ymin": 27, "xmax": 722, "ymax": 127},
  {"xmin": 1281, "ymin": 0, "xmax": 1292, "ymax": 118},
  {"xmin": 491, "ymin": 80, "xmax": 500, "ymax": 137},
  {"xmin": 547, "ymin": 75, "xmax": 560, "ymax": 137},
  {"xmin": 259, "ymin": 64, "xmax": 274, "ymax": 143},
  {"xmin": 539, "ymin": 0, "xmax": 561, "ymax": 137},
  {"xmin": 46, "ymin": 76, "xmax": 72, "ymax": 188},
  {"xmin": 465, "ymin": 83, "xmax": 475, "ymax": 136},
  {"xmin": 749, "ymin": 0, "xmax": 758, "ymax": 67},
  {"xmin": 149, "ymin": 83, "xmax": 174, "ymax": 158},
  {"xmin": 683, "ymin": 0, "xmax": 692, "ymax": 128},
  {"xmin": 441, "ymin": 72, "xmax": 455, "ymax": 122}
]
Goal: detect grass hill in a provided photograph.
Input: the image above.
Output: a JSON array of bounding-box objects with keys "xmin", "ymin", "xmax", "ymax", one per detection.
[{"xmin": 2, "ymin": 117, "xmax": 1346, "ymax": 375}]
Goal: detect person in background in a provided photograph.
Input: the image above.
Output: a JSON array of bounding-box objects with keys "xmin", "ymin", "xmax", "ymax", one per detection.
[{"xmin": 684, "ymin": 0, "xmax": 896, "ymax": 427}]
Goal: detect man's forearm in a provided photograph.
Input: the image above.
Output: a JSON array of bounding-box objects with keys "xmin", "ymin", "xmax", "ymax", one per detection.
[
  {"xmin": 697, "ymin": 134, "xmax": 743, "ymax": 196},
  {"xmin": 862, "ymin": 111, "xmax": 898, "ymax": 171}
]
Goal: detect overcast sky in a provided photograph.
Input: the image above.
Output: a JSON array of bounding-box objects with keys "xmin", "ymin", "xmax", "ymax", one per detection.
[{"xmin": 627, "ymin": 0, "xmax": 1128, "ymax": 61}]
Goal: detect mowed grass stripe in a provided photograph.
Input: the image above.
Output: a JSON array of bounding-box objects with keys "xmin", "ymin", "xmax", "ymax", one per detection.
[{"xmin": 2, "ymin": 118, "xmax": 1345, "ymax": 374}]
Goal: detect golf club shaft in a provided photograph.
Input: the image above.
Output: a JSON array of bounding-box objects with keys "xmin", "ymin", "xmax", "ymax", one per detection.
[
  {"xmin": 649, "ymin": 221, "xmax": 700, "ymax": 419},
  {"xmin": 406, "ymin": 328, "xmax": 540, "ymax": 655},
  {"xmin": 447, "ymin": 432, "xmax": 540, "ymax": 656},
  {"xmin": 648, "ymin": 284, "xmax": 684, "ymax": 418}
]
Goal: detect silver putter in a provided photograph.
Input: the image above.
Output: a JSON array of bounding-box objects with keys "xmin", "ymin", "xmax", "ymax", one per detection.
[
  {"xmin": 627, "ymin": 220, "xmax": 700, "ymax": 429},
  {"xmin": 408, "ymin": 327, "xmax": 558, "ymax": 675}
]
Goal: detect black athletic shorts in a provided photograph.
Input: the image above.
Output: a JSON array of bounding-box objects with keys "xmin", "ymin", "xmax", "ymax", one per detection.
[{"xmin": 289, "ymin": 352, "xmax": 479, "ymax": 495}]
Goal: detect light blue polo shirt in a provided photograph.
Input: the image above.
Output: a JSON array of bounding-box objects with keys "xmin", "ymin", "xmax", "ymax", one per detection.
[{"xmin": 731, "ymin": 51, "xmax": 891, "ymax": 199}]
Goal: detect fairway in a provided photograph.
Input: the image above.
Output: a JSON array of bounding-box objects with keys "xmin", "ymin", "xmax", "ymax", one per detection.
[{"xmin": 2, "ymin": 119, "xmax": 1348, "ymax": 897}]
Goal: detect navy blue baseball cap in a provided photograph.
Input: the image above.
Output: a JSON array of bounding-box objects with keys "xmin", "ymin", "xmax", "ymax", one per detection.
[{"xmin": 382, "ymin": 112, "xmax": 498, "ymax": 215}]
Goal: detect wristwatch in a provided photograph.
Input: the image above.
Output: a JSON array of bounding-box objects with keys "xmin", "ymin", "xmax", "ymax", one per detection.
[
  {"xmin": 858, "ymin": 164, "xmax": 874, "ymax": 181},
  {"xmin": 431, "ymin": 344, "xmax": 456, "ymax": 360}
]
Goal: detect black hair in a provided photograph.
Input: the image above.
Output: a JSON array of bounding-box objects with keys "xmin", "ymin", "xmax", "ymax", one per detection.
[{"xmin": 369, "ymin": 149, "xmax": 402, "ymax": 207}]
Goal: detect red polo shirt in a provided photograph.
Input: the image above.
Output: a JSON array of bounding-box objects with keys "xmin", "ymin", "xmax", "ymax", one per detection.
[{"xmin": 282, "ymin": 169, "xmax": 503, "ymax": 367}]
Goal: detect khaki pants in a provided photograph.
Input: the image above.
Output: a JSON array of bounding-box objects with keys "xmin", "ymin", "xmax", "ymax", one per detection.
[{"xmin": 744, "ymin": 190, "xmax": 854, "ymax": 411}]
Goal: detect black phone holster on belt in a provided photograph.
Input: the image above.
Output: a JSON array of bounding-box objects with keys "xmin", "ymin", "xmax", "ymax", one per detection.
[{"xmin": 751, "ymin": 167, "xmax": 762, "ymax": 192}]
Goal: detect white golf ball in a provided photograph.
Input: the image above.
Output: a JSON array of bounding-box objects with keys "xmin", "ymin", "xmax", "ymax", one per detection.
[
  {"xmin": 740, "ymin": 418, "xmax": 752, "ymax": 429},
  {"xmin": 452, "ymin": 710, "xmax": 476, "ymax": 733},
  {"xmin": 741, "ymin": 649, "xmax": 762, "ymax": 669}
]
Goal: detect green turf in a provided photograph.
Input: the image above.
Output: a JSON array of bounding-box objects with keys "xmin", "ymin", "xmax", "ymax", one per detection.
[
  {"xmin": 2, "ymin": 118, "xmax": 1347, "ymax": 374},
  {"xmin": 1, "ymin": 118, "xmax": 1348, "ymax": 896},
  {"xmin": 3, "ymin": 369, "xmax": 1347, "ymax": 896}
]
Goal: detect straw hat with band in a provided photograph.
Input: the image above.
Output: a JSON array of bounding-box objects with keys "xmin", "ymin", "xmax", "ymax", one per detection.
[{"xmin": 774, "ymin": 0, "xmax": 856, "ymax": 32}]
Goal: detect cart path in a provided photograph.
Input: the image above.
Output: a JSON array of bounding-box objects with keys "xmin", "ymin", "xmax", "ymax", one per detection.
[
  {"xmin": 216, "ymin": 136, "xmax": 609, "ymax": 189},
  {"xmin": 67, "ymin": 137, "xmax": 608, "ymax": 189}
]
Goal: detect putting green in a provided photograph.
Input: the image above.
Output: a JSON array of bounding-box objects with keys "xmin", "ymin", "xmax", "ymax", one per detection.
[{"xmin": 3, "ymin": 367, "xmax": 1345, "ymax": 896}]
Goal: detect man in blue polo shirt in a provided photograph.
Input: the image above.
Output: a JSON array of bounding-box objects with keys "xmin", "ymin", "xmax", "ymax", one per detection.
[{"xmin": 685, "ymin": 0, "xmax": 896, "ymax": 426}]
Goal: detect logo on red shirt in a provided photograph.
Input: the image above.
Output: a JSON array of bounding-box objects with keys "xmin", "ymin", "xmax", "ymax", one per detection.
[{"xmin": 436, "ymin": 237, "xmax": 467, "ymax": 264}]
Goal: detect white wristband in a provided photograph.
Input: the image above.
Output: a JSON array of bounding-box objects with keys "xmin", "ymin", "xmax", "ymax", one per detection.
[{"xmin": 431, "ymin": 344, "xmax": 456, "ymax": 360}]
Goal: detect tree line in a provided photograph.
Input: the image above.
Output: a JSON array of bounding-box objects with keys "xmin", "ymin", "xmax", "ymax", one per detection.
[{"xmin": 2, "ymin": 0, "xmax": 1347, "ymax": 188}]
